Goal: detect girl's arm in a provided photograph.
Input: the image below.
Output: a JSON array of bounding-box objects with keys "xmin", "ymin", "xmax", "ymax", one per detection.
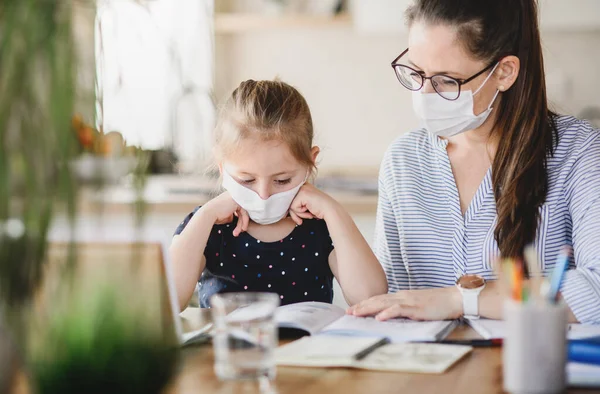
[
  {"xmin": 170, "ymin": 207, "xmax": 216, "ymax": 311},
  {"xmin": 170, "ymin": 192, "xmax": 249, "ymax": 311},
  {"xmin": 289, "ymin": 184, "xmax": 388, "ymax": 305},
  {"xmin": 325, "ymin": 203, "xmax": 389, "ymax": 305}
]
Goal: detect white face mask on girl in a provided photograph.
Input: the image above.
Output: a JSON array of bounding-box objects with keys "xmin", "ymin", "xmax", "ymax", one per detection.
[
  {"xmin": 222, "ymin": 170, "xmax": 307, "ymax": 225},
  {"xmin": 412, "ymin": 63, "xmax": 500, "ymax": 138}
]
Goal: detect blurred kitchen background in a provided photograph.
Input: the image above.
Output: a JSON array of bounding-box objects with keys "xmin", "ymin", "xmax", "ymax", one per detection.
[{"xmin": 60, "ymin": 0, "xmax": 600, "ymax": 305}]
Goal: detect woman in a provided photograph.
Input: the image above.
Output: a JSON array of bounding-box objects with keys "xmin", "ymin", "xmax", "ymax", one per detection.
[{"xmin": 347, "ymin": 0, "xmax": 600, "ymax": 324}]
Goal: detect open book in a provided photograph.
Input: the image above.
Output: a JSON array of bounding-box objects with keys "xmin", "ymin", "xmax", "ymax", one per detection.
[
  {"xmin": 276, "ymin": 302, "xmax": 458, "ymax": 342},
  {"xmin": 275, "ymin": 336, "xmax": 472, "ymax": 374}
]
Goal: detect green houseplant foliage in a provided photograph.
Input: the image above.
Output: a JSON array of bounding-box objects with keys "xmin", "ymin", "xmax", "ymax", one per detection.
[
  {"xmin": 0, "ymin": 0, "xmax": 77, "ymax": 312},
  {"xmin": 29, "ymin": 284, "xmax": 179, "ymax": 394},
  {"xmin": 0, "ymin": 2, "xmax": 78, "ymax": 390},
  {"xmin": 0, "ymin": 1, "xmax": 172, "ymax": 392}
]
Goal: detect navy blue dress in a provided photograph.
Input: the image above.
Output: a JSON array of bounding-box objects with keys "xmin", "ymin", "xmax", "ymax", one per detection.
[{"xmin": 174, "ymin": 207, "xmax": 335, "ymax": 307}]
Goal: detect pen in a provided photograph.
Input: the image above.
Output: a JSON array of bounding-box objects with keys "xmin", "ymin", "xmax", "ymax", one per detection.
[
  {"xmin": 437, "ymin": 339, "xmax": 503, "ymax": 347},
  {"xmin": 353, "ymin": 337, "xmax": 391, "ymax": 361}
]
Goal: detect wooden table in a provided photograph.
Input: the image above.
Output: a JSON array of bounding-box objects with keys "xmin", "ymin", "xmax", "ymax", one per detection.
[
  {"xmin": 10, "ymin": 250, "xmax": 599, "ymax": 394},
  {"xmin": 166, "ymin": 319, "xmax": 596, "ymax": 394},
  {"xmin": 11, "ymin": 322, "xmax": 597, "ymax": 394}
]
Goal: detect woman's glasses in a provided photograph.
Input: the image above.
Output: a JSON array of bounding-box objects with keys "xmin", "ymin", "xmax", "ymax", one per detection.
[{"xmin": 391, "ymin": 48, "xmax": 496, "ymax": 101}]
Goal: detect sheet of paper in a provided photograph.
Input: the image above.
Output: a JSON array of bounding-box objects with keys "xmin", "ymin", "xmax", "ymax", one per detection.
[
  {"xmin": 275, "ymin": 302, "xmax": 346, "ymax": 335},
  {"xmin": 275, "ymin": 336, "xmax": 381, "ymax": 367},
  {"xmin": 321, "ymin": 315, "xmax": 457, "ymax": 342},
  {"xmin": 467, "ymin": 318, "xmax": 600, "ymax": 340},
  {"xmin": 357, "ymin": 343, "xmax": 472, "ymax": 374}
]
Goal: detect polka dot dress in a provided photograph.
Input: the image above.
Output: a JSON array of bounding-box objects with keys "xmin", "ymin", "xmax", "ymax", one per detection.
[{"xmin": 174, "ymin": 207, "xmax": 335, "ymax": 307}]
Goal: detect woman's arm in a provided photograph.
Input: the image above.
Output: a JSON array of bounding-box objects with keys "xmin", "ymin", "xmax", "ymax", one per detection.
[
  {"xmin": 289, "ymin": 184, "xmax": 387, "ymax": 305},
  {"xmin": 347, "ymin": 279, "xmax": 580, "ymax": 322},
  {"xmin": 556, "ymin": 132, "xmax": 600, "ymax": 324}
]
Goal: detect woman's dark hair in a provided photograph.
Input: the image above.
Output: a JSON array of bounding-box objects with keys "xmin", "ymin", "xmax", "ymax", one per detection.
[{"xmin": 406, "ymin": 0, "xmax": 558, "ymax": 260}]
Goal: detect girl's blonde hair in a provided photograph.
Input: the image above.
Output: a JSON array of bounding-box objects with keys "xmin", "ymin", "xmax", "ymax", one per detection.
[{"xmin": 214, "ymin": 79, "xmax": 316, "ymax": 173}]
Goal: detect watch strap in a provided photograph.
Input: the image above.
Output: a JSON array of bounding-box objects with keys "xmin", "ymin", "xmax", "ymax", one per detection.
[{"xmin": 462, "ymin": 288, "xmax": 481, "ymax": 319}]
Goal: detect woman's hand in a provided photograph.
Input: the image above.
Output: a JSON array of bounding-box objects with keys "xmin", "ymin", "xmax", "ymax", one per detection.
[
  {"xmin": 289, "ymin": 183, "xmax": 337, "ymax": 224},
  {"xmin": 346, "ymin": 287, "xmax": 463, "ymax": 321},
  {"xmin": 202, "ymin": 192, "xmax": 249, "ymax": 236}
]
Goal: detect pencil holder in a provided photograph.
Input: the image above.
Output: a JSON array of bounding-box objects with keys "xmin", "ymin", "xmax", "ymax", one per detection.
[{"xmin": 503, "ymin": 299, "xmax": 568, "ymax": 394}]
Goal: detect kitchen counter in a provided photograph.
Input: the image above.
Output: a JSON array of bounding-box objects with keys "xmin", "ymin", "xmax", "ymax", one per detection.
[
  {"xmin": 78, "ymin": 174, "xmax": 379, "ymax": 216},
  {"xmin": 51, "ymin": 174, "xmax": 379, "ymax": 270}
]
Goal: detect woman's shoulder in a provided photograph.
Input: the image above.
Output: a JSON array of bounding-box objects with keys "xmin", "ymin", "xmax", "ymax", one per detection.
[
  {"xmin": 384, "ymin": 128, "xmax": 431, "ymax": 157},
  {"xmin": 553, "ymin": 114, "xmax": 600, "ymax": 158},
  {"xmin": 380, "ymin": 128, "xmax": 435, "ymax": 175},
  {"xmin": 547, "ymin": 115, "xmax": 600, "ymax": 194}
]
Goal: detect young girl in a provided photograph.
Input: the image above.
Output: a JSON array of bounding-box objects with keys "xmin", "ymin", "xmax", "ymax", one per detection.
[{"xmin": 170, "ymin": 79, "xmax": 387, "ymax": 310}]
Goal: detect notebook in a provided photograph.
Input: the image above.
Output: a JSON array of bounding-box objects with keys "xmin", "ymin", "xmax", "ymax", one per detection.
[
  {"xmin": 465, "ymin": 318, "xmax": 600, "ymax": 340},
  {"xmin": 275, "ymin": 336, "xmax": 472, "ymax": 373},
  {"xmin": 276, "ymin": 302, "xmax": 458, "ymax": 342},
  {"xmin": 568, "ymin": 336, "xmax": 600, "ymax": 365},
  {"xmin": 568, "ymin": 362, "xmax": 600, "ymax": 388}
]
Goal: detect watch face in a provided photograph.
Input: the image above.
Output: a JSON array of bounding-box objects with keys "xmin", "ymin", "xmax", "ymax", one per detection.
[{"xmin": 457, "ymin": 274, "xmax": 485, "ymax": 289}]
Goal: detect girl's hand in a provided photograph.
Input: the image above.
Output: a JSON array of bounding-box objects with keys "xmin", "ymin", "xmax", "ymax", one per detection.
[
  {"xmin": 346, "ymin": 287, "xmax": 463, "ymax": 321},
  {"xmin": 289, "ymin": 184, "xmax": 337, "ymax": 225},
  {"xmin": 202, "ymin": 192, "xmax": 249, "ymax": 237}
]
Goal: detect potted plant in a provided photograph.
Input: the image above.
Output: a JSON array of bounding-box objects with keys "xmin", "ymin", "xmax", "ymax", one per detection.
[{"xmin": 28, "ymin": 282, "xmax": 179, "ymax": 394}]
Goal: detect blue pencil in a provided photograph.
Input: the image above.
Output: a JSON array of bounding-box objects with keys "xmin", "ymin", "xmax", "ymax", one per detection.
[{"xmin": 547, "ymin": 246, "xmax": 571, "ymax": 303}]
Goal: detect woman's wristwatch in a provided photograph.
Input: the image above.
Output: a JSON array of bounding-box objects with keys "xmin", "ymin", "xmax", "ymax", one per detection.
[{"xmin": 456, "ymin": 274, "xmax": 486, "ymax": 319}]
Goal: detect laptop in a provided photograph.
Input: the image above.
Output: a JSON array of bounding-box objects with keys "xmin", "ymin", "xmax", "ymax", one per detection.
[
  {"xmin": 44, "ymin": 240, "xmax": 212, "ymax": 346},
  {"xmin": 159, "ymin": 242, "xmax": 213, "ymax": 345}
]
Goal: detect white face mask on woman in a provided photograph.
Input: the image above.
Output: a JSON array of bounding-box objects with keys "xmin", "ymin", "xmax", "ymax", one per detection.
[
  {"xmin": 222, "ymin": 170, "xmax": 307, "ymax": 225},
  {"xmin": 412, "ymin": 63, "xmax": 500, "ymax": 138}
]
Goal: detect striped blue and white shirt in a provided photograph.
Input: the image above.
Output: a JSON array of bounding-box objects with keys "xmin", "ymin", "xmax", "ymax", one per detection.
[{"xmin": 375, "ymin": 115, "xmax": 600, "ymax": 324}]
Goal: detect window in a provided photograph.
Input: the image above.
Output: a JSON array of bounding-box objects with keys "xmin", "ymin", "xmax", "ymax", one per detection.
[{"xmin": 96, "ymin": 0, "xmax": 215, "ymax": 171}]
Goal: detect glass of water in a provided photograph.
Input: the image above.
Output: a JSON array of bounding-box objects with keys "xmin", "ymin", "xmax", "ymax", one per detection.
[{"xmin": 210, "ymin": 292, "xmax": 280, "ymax": 380}]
